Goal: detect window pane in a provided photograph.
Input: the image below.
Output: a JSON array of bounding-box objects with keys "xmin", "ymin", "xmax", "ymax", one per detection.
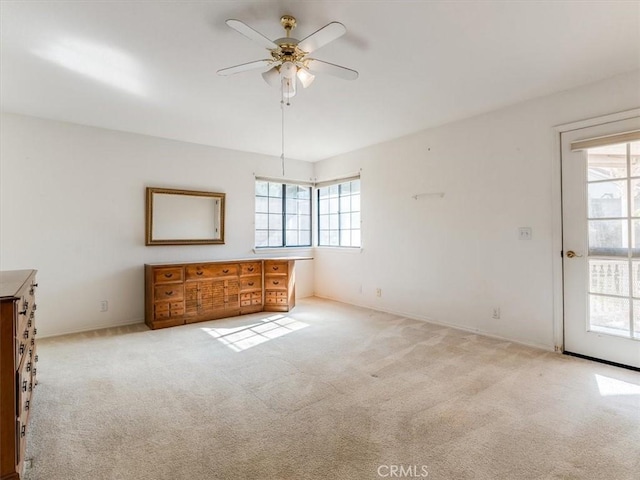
[
  {"xmin": 351, "ymin": 180, "xmax": 361, "ymax": 194},
  {"xmin": 351, "ymin": 194, "xmax": 361, "ymax": 211},
  {"xmin": 255, "ymin": 181, "xmax": 269, "ymax": 196},
  {"xmin": 340, "ymin": 230, "xmax": 351, "ymax": 247},
  {"xmin": 319, "ymin": 231, "xmax": 329, "ymax": 245},
  {"xmin": 329, "ymin": 214, "xmax": 339, "ymax": 229},
  {"xmin": 319, "ymin": 215, "xmax": 329, "ymax": 230},
  {"xmin": 341, "ymin": 182, "xmax": 351, "ymax": 194},
  {"xmin": 286, "ymin": 184, "xmax": 298, "ymax": 197},
  {"xmin": 269, "ymin": 197, "xmax": 282, "ymax": 213},
  {"xmin": 298, "ymin": 199, "xmax": 310, "ymax": 213},
  {"xmin": 285, "ymin": 214, "xmax": 298, "ymax": 229},
  {"xmin": 255, "ymin": 196, "xmax": 269, "ymax": 213},
  {"xmin": 352, "ymin": 230, "xmax": 361, "ymax": 247},
  {"xmin": 269, "ymin": 213, "xmax": 282, "ymax": 230},
  {"xmin": 300, "ymin": 214, "xmax": 310, "ymax": 230},
  {"xmin": 319, "ymin": 199, "xmax": 329, "ymax": 214},
  {"xmin": 632, "ymin": 179, "xmax": 640, "ymax": 217},
  {"xmin": 255, "ymin": 213, "xmax": 268, "ymax": 229},
  {"xmin": 268, "ymin": 230, "xmax": 282, "ymax": 246},
  {"xmin": 298, "ymin": 186, "xmax": 311, "ymax": 199},
  {"xmin": 351, "ymin": 212, "xmax": 360, "ymax": 227},
  {"xmin": 299, "ymin": 230, "xmax": 311, "ymax": 246},
  {"xmin": 286, "ymin": 230, "xmax": 298, "ymax": 246},
  {"xmin": 340, "ymin": 195, "xmax": 351, "ymax": 211},
  {"xmin": 340, "ymin": 213, "xmax": 351, "ymax": 229},
  {"xmin": 255, "ymin": 231, "xmax": 268, "ymax": 247},
  {"xmin": 318, "ymin": 187, "xmax": 329, "ymax": 200},
  {"xmin": 269, "ymin": 183, "xmax": 283, "ymax": 197},
  {"xmin": 588, "ymin": 181, "xmax": 627, "ymax": 218},
  {"xmin": 329, "ymin": 230, "xmax": 339, "ymax": 246},
  {"xmin": 286, "ymin": 198, "xmax": 298, "ymax": 214},
  {"xmin": 329, "ymin": 197, "xmax": 339, "ymax": 211},
  {"xmin": 329, "ymin": 184, "xmax": 339, "ymax": 196}
]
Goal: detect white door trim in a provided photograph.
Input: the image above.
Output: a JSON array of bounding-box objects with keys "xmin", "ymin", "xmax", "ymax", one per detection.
[{"xmin": 551, "ymin": 108, "xmax": 640, "ymax": 353}]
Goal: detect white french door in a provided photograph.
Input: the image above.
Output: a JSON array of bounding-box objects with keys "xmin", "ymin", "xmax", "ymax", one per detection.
[{"xmin": 562, "ymin": 117, "xmax": 640, "ymax": 369}]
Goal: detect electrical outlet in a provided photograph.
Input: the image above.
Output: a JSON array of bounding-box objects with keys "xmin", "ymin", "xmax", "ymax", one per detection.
[
  {"xmin": 518, "ymin": 227, "xmax": 532, "ymax": 240},
  {"xmin": 492, "ymin": 307, "xmax": 500, "ymax": 319},
  {"xmin": 100, "ymin": 300, "xmax": 108, "ymax": 312},
  {"xmin": 376, "ymin": 288, "xmax": 382, "ymax": 297}
]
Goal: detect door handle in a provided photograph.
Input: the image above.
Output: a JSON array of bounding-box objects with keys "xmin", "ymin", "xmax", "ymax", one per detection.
[{"xmin": 566, "ymin": 250, "xmax": 583, "ymax": 258}]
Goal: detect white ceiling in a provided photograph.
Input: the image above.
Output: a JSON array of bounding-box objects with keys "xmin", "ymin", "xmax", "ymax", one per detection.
[{"xmin": 2, "ymin": 1, "xmax": 639, "ymax": 162}]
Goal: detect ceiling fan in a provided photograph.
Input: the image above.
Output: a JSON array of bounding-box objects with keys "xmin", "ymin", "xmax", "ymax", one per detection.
[{"xmin": 217, "ymin": 15, "xmax": 358, "ymax": 98}]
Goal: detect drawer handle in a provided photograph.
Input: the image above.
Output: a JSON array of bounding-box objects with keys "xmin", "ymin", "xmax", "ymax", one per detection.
[
  {"xmin": 19, "ymin": 308, "xmax": 28, "ymax": 316},
  {"xmin": 29, "ymin": 382, "xmax": 33, "ymax": 392},
  {"xmin": 248, "ymin": 267, "xmax": 254, "ymax": 272},
  {"xmin": 35, "ymin": 354, "xmax": 39, "ymax": 363},
  {"xmin": 27, "ymin": 362, "xmax": 32, "ymax": 372},
  {"xmin": 21, "ymin": 425, "xmax": 26, "ymax": 437},
  {"xmin": 223, "ymin": 269, "xmax": 229, "ymax": 273},
  {"xmin": 164, "ymin": 273, "xmax": 173, "ymax": 278},
  {"xmin": 165, "ymin": 291, "xmax": 174, "ymax": 296},
  {"xmin": 25, "ymin": 400, "xmax": 30, "ymax": 411},
  {"xmin": 272, "ymin": 266, "xmax": 279, "ymax": 271},
  {"xmin": 33, "ymin": 303, "xmax": 37, "ymax": 311},
  {"xmin": 19, "ymin": 343, "xmax": 25, "ymax": 355},
  {"xmin": 248, "ymin": 282, "xmax": 254, "ymax": 286},
  {"xmin": 273, "ymin": 281, "xmax": 279, "ymax": 285},
  {"xmin": 196, "ymin": 271, "xmax": 203, "ymax": 276},
  {"xmin": 28, "ymin": 318, "xmax": 32, "ymax": 328},
  {"xmin": 34, "ymin": 328, "xmax": 37, "ymax": 335},
  {"xmin": 30, "ymin": 311, "xmax": 34, "ymax": 320},
  {"xmin": 22, "ymin": 380, "xmax": 27, "ymax": 392},
  {"xmin": 23, "ymin": 330, "xmax": 29, "ymax": 339}
]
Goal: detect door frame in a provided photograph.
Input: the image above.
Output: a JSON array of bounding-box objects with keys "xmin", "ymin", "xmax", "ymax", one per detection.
[{"xmin": 552, "ymin": 108, "xmax": 640, "ymax": 354}]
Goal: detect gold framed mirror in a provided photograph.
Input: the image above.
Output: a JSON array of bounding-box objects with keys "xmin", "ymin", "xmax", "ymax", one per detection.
[{"xmin": 145, "ymin": 187, "xmax": 225, "ymax": 245}]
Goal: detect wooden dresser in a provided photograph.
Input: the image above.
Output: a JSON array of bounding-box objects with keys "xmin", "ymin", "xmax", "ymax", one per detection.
[
  {"xmin": 145, "ymin": 258, "xmax": 305, "ymax": 329},
  {"xmin": 1, "ymin": 270, "xmax": 38, "ymax": 480}
]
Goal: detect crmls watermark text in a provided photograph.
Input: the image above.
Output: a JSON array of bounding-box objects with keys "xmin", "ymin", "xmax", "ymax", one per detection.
[{"xmin": 377, "ymin": 464, "xmax": 429, "ymax": 477}]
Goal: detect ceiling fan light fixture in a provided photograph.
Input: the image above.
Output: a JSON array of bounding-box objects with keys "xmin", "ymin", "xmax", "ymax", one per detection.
[
  {"xmin": 297, "ymin": 67, "xmax": 315, "ymax": 88},
  {"xmin": 282, "ymin": 76, "xmax": 296, "ymax": 98},
  {"xmin": 280, "ymin": 61, "xmax": 297, "ymax": 80},
  {"xmin": 262, "ymin": 66, "xmax": 281, "ymax": 87}
]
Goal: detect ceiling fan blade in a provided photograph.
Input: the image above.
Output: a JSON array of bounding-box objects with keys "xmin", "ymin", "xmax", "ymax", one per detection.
[
  {"xmin": 217, "ymin": 59, "xmax": 272, "ymax": 76},
  {"xmin": 226, "ymin": 19, "xmax": 278, "ymax": 50},
  {"xmin": 298, "ymin": 22, "xmax": 346, "ymax": 53},
  {"xmin": 306, "ymin": 59, "xmax": 358, "ymax": 81}
]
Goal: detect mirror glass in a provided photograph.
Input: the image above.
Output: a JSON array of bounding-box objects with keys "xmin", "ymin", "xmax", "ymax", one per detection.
[{"xmin": 146, "ymin": 187, "xmax": 225, "ymax": 245}]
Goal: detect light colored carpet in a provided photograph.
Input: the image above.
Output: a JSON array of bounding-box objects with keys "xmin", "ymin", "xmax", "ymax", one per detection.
[{"xmin": 24, "ymin": 297, "xmax": 640, "ymax": 480}]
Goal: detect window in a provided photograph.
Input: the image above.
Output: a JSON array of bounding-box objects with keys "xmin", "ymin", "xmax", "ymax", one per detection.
[
  {"xmin": 318, "ymin": 178, "xmax": 361, "ymax": 247},
  {"xmin": 255, "ymin": 180, "xmax": 311, "ymax": 247}
]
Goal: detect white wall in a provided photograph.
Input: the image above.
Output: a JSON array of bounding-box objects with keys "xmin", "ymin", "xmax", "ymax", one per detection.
[
  {"xmin": 0, "ymin": 113, "xmax": 315, "ymax": 336},
  {"xmin": 313, "ymin": 71, "xmax": 640, "ymax": 350}
]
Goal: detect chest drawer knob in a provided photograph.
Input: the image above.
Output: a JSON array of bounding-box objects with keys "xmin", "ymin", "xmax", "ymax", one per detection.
[
  {"xmin": 248, "ymin": 282, "xmax": 254, "ymax": 286},
  {"xmin": 26, "ymin": 361, "xmax": 32, "ymax": 372},
  {"xmin": 35, "ymin": 354, "xmax": 39, "ymax": 363},
  {"xmin": 25, "ymin": 400, "xmax": 30, "ymax": 411},
  {"xmin": 165, "ymin": 291, "xmax": 174, "ymax": 296},
  {"xmin": 21, "ymin": 425, "xmax": 26, "ymax": 438},
  {"xmin": 34, "ymin": 327, "xmax": 38, "ymax": 335},
  {"xmin": 19, "ymin": 343, "xmax": 25, "ymax": 355},
  {"xmin": 272, "ymin": 266, "xmax": 279, "ymax": 271},
  {"xmin": 196, "ymin": 271, "xmax": 203, "ymax": 276},
  {"xmin": 273, "ymin": 281, "xmax": 280, "ymax": 285},
  {"xmin": 23, "ymin": 330, "xmax": 29, "ymax": 339},
  {"xmin": 223, "ymin": 269, "xmax": 229, "ymax": 273},
  {"xmin": 248, "ymin": 267, "xmax": 254, "ymax": 272},
  {"xmin": 22, "ymin": 380, "xmax": 27, "ymax": 392},
  {"xmin": 19, "ymin": 307, "xmax": 28, "ymax": 316},
  {"xmin": 164, "ymin": 273, "xmax": 173, "ymax": 278}
]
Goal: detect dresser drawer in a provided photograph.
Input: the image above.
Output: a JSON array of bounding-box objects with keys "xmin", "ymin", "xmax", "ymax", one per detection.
[
  {"xmin": 153, "ymin": 267, "xmax": 183, "ymax": 284},
  {"xmin": 185, "ymin": 263, "xmax": 238, "ymax": 280},
  {"xmin": 240, "ymin": 276, "xmax": 261, "ymax": 290},
  {"xmin": 154, "ymin": 284, "xmax": 184, "ymax": 301},
  {"xmin": 265, "ymin": 261, "xmax": 288, "ymax": 275},
  {"xmin": 240, "ymin": 262, "xmax": 262, "ymax": 275},
  {"xmin": 265, "ymin": 277, "xmax": 288, "ymax": 290}
]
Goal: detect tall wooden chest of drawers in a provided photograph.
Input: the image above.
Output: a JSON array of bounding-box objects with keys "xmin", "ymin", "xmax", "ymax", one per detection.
[{"xmin": 1, "ymin": 270, "xmax": 38, "ymax": 480}]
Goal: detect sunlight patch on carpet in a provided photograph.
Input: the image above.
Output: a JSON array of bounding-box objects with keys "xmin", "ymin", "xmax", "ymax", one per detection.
[
  {"xmin": 595, "ymin": 374, "xmax": 640, "ymax": 397},
  {"xmin": 201, "ymin": 314, "xmax": 309, "ymax": 352}
]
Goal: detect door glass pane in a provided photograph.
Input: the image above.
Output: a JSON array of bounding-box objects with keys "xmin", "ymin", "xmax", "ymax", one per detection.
[
  {"xmin": 589, "ymin": 259, "xmax": 628, "ymax": 297},
  {"xmin": 588, "ymin": 219, "xmax": 627, "ymax": 255},
  {"xmin": 588, "ymin": 181, "xmax": 627, "ymax": 218},
  {"xmin": 634, "ymin": 300, "xmax": 640, "ymax": 339},
  {"xmin": 589, "ymin": 295, "xmax": 630, "ymax": 336},
  {"xmin": 633, "ymin": 261, "xmax": 640, "ymax": 298},
  {"xmin": 587, "ymin": 143, "xmax": 627, "ymax": 181}
]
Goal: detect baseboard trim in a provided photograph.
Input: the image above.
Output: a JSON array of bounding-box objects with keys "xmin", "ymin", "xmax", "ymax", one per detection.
[
  {"xmin": 563, "ymin": 351, "xmax": 640, "ymax": 372},
  {"xmin": 38, "ymin": 318, "xmax": 145, "ymax": 339},
  {"xmin": 311, "ymin": 294, "xmax": 555, "ymax": 352}
]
